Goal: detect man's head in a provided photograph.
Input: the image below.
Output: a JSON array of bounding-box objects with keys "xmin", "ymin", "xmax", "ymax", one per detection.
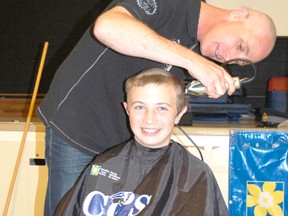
[
  {"xmin": 198, "ymin": 7, "xmax": 276, "ymax": 63},
  {"xmin": 124, "ymin": 68, "xmax": 187, "ymax": 148}
]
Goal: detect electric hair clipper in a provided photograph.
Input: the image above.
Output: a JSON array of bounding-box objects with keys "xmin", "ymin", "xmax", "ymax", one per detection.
[
  {"xmin": 185, "ymin": 58, "xmax": 257, "ymax": 96},
  {"xmin": 185, "ymin": 77, "xmax": 241, "ymax": 96}
]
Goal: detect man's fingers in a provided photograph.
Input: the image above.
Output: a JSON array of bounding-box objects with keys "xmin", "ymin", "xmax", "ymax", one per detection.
[
  {"xmin": 205, "ymin": 86, "xmax": 224, "ymax": 99},
  {"xmin": 225, "ymin": 75, "xmax": 237, "ymax": 95}
]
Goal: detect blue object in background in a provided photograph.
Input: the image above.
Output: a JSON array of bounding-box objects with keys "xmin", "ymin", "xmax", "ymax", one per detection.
[
  {"xmin": 267, "ymin": 91, "xmax": 288, "ymax": 113},
  {"xmin": 229, "ymin": 130, "xmax": 288, "ymax": 216}
]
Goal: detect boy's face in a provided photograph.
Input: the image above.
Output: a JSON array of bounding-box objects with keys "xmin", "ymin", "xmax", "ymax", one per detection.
[{"xmin": 124, "ymin": 83, "xmax": 186, "ymax": 149}]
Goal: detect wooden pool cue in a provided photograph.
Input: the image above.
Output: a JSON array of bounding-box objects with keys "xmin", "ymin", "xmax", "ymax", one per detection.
[{"xmin": 3, "ymin": 42, "xmax": 49, "ymax": 216}]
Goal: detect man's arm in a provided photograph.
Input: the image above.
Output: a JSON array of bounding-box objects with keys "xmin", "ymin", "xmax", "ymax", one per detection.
[{"xmin": 94, "ymin": 6, "xmax": 235, "ymax": 97}]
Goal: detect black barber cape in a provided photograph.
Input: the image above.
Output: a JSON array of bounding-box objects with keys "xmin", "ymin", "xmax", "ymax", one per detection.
[{"xmin": 55, "ymin": 140, "xmax": 229, "ymax": 216}]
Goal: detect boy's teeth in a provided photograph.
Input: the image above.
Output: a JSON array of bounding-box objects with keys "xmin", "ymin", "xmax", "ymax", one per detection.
[{"xmin": 143, "ymin": 129, "xmax": 157, "ymax": 133}]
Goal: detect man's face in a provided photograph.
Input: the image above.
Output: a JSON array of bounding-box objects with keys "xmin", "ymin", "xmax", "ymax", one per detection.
[
  {"xmin": 199, "ymin": 21, "xmax": 271, "ymax": 63},
  {"xmin": 124, "ymin": 84, "xmax": 185, "ymax": 148}
]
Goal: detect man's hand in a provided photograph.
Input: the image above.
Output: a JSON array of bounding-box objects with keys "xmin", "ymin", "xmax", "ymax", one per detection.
[{"xmin": 186, "ymin": 55, "xmax": 236, "ymax": 98}]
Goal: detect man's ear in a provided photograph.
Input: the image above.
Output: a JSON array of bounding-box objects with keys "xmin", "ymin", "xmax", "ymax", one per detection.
[
  {"xmin": 229, "ymin": 8, "xmax": 249, "ymax": 21},
  {"xmin": 175, "ymin": 106, "xmax": 188, "ymax": 124},
  {"xmin": 123, "ymin": 102, "xmax": 129, "ymax": 115}
]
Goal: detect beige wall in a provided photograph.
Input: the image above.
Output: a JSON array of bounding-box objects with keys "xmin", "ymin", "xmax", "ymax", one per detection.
[{"xmin": 207, "ymin": 0, "xmax": 288, "ymax": 36}]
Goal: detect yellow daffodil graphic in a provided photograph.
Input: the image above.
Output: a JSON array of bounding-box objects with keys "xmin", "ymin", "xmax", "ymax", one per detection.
[{"xmin": 247, "ymin": 181, "xmax": 284, "ymax": 216}]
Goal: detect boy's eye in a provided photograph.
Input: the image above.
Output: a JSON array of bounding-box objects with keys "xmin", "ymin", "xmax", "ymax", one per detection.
[
  {"xmin": 135, "ymin": 105, "xmax": 144, "ymax": 110},
  {"xmin": 158, "ymin": 106, "xmax": 168, "ymax": 111}
]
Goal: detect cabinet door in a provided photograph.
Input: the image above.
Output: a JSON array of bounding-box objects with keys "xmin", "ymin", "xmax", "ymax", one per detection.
[{"xmin": 0, "ymin": 129, "xmax": 47, "ymax": 216}]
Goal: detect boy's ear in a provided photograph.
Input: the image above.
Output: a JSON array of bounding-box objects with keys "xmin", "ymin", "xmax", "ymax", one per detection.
[
  {"xmin": 228, "ymin": 8, "xmax": 249, "ymax": 21},
  {"xmin": 175, "ymin": 106, "xmax": 188, "ymax": 124},
  {"xmin": 123, "ymin": 102, "xmax": 129, "ymax": 115}
]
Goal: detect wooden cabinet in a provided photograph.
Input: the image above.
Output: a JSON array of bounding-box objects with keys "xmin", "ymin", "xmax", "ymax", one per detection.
[{"xmin": 0, "ymin": 122, "xmax": 47, "ymax": 216}]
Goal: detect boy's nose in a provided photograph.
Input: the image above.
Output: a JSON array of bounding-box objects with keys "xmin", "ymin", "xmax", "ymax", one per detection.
[{"xmin": 144, "ymin": 110, "xmax": 156, "ymax": 124}]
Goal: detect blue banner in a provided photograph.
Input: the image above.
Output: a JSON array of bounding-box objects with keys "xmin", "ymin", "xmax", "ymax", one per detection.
[{"xmin": 229, "ymin": 130, "xmax": 288, "ymax": 216}]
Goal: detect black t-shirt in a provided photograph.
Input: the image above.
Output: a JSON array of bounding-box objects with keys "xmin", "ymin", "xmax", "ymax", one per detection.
[
  {"xmin": 54, "ymin": 140, "xmax": 229, "ymax": 215},
  {"xmin": 37, "ymin": 0, "xmax": 201, "ymax": 154}
]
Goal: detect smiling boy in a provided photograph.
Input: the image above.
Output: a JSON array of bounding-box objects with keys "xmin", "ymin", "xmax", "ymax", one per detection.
[
  {"xmin": 123, "ymin": 68, "xmax": 187, "ymax": 149},
  {"xmin": 55, "ymin": 68, "xmax": 229, "ymax": 215}
]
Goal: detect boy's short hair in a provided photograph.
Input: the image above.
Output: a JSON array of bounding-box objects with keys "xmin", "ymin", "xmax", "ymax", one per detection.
[{"xmin": 125, "ymin": 68, "xmax": 187, "ymax": 114}]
